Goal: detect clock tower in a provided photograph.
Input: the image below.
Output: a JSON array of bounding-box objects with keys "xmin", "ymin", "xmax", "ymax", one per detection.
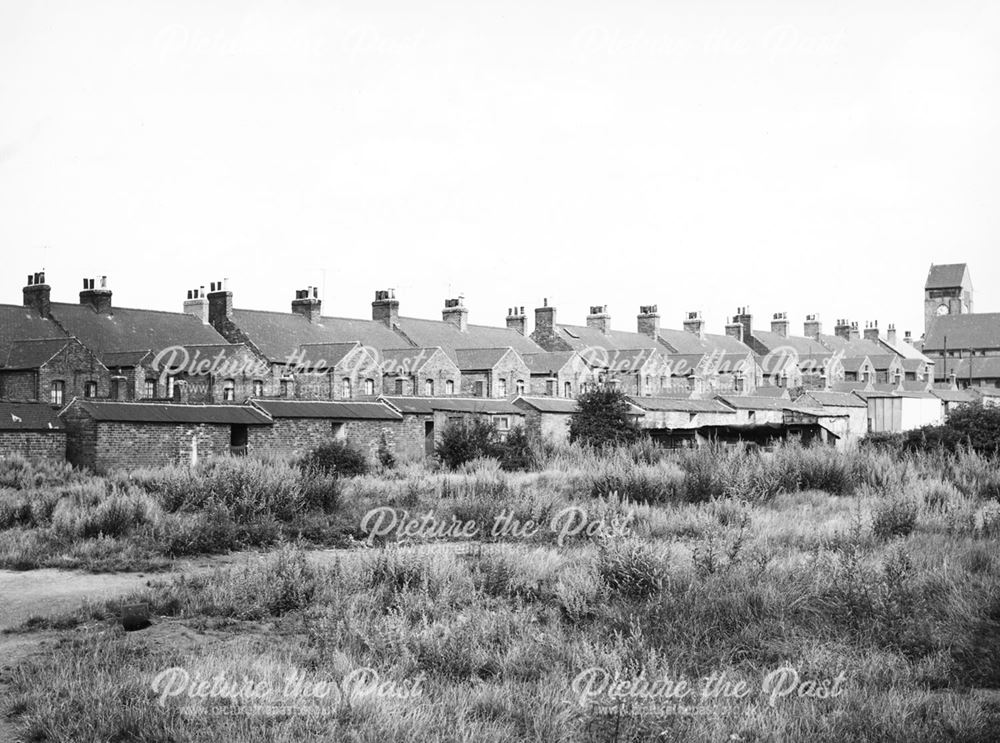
[{"xmin": 924, "ymin": 263, "xmax": 973, "ymax": 337}]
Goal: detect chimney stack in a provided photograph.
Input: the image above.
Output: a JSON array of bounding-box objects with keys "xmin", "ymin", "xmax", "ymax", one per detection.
[
  {"xmin": 506, "ymin": 306, "xmax": 526, "ymax": 335},
  {"xmin": 834, "ymin": 319, "xmax": 852, "ymax": 341},
  {"xmin": 886, "ymin": 324, "xmax": 897, "ymax": 345},
  {"xmin": 683, "ymin": 311, "xmax": 705, "ymax": 339},
  {"xmin": 533, "ymin": 298, "xmax": 557, "ymax": 343},
  {"xmin": 863, "ymin": 321, "xmax": 880, "ymax": 343},
  {"xmin": 803, "ymin": 314, "xmax": 822, "ymax": 340},
  {"xmin": 372, "ymin": 289, "xmax": 399, "ymax": 328},
  {"xmin": 207, "ymin": 279, "xmax": 233, "ymax": 326},
  {"xmin": 586, "ymin": 305, "xmax": 610, "ymax": 335},
  {"xmin": 80, "ymin": 276, "xmax": 113, "ymax": 315},
  {"xmin": 292, "ymin": 286, "xmax": 322, "ymax": 323},
  {"xmin": 183, "ymin": 286, "xmax": 209, "ymax": 324},
  {"xmin": 733, "ymin": 306, "xmax": 753, "ymax": 344},
  {"xmin": 771, "ymin": 311, "xmax": 789, "ymax": 338},
  {"xmin": 442, "ymin": 296, "xmax": 469, "ymax": 332},
  {"xmin": 849, "ymin": 321, "xmax": 860, "ymax": 341},
  {"xmin": 22, "ymin": 271, "xmax": 51, "ymax": 318},
  {"xmin": 904, "ymin": 330, "xmax": 913, "ymax": 345},
  {"xmin": 637, "ymin": 305, "xmax": 660, "ymax": 339},
  {"xmin": 725, "ymin": 314, "xmax": 744, "ymax": 343}
]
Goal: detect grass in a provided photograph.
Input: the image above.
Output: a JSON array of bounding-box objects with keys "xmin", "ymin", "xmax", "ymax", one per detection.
[{"xmin": 3, "ymin": 443, "xmax": 1000, "ymax": 739}]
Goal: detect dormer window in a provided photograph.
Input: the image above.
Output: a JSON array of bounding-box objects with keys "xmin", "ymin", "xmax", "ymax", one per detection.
[
  {"xmin": 342, "ymin": 379, "xmax": 352, "ymax": 398},
  {"xmin": 516, "ymin": 380, "xmax": 525, "ymax": 396},
  {"xmin": 445, "ymin": 380, "xmax": 454, "ymax": 395},
  {"xmin": 425, "ymin": 379, "xmax": 434, "ymax": 396},
  {"xmin": 50, "ymin": 380, "xmax": 65, "ymax": 405},
  {"xmin": 223, "ymin": 379, "xmax": 235, "ymax": 401},
  {"xmin": 252, "ymin": 380, "xmax": 264, "ymax": 397},
  {"xmin": 84, "ymin": 381, "xmax": 98, "ymax": 398},
  {"xmin": 364, "ymin": 379, "xmax": 375, "ymax": 396}
]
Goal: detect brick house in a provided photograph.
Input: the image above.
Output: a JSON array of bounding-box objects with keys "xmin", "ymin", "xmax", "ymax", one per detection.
[
  {"xmin": 248, "ymin": 399, "xmax": 403, "ymax": 461},
  {"xmin": 378, "ymin": 347, "xmax": 460, "ymax": 397},
  {"xmin": 520, "ymin": 351, "xmax": 593, "ymax": 398},
  {"xmin": 60, "ymin": 400, "xmax": 273, "ymax": 472},
  {"xmin": 0, "ymin": 337, "xmax": 109, "ymax": 404},
  {"xmin": 0, "ymin": 401, "xmax": 66, "ymax": 461},
  {"xmin": 148, "ymin": 343, "xmax": 271, "ymax": 404},
  {"xmin": 293, "ymin": 342, "xmax": 383, "ymax": 400},
  {"xmin": 454, "ymin": 348, "xmax": 531, "ymax": 398}
]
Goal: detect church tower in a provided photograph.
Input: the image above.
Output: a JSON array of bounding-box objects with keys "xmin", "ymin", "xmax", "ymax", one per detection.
[{"xmin": 924, "ymin": 263, "xmax": 973, "ymax": 337}]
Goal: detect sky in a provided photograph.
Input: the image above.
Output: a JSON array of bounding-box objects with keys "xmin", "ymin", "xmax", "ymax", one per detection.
[{"xmin": 1, "ymin": 0, "xmax": 998, "ymax": 340}]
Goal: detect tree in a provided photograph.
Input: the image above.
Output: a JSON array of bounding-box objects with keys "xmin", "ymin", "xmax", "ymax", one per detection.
[
  {"xmin": 903, "ymin": 401, "xmax": 1000, "ymax": 455},
  {"xmin": 435, "ymin": 418, "xmax": 501, "ymax": 469},
  {"xmin": 569, "ymin": 387, "xmax": 644, "ymax": 448}
]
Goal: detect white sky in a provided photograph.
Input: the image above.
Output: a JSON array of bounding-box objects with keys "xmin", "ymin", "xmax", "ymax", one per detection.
[{"xmin": 1, "ymin": 0, "xmax": 998, "ymax": 339}]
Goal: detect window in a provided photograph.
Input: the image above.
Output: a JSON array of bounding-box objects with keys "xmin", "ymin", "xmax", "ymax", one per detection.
[
  {"xmin": 166, "ymin": 376, "xmax": 175, "ymax": 400},
  {"xmin": 395, "ymin": 378, "xmax": 405, "ymax": 394},
  {"xmin": 364, "ymin": 378, "xmax": 375, "ymax": 396},
  {"xmin": 424, "ymin": 379, "xmax": 434, "ymax": 396},
  {"xmin": 342, "ymin": 378, "xmax": 352, "ymax": 398},
  {"xmin": 747, "ymin": 410, "xmax": 756, "ymax": 423},
  {"xmin": 495, "ymin": 416, "xmax": 511, "ymax": 431},
  {"xmin": 515, "ymin": 379, "xmax": 525, "ymax": 396},
  {"xmin": 563, "ymin": 381, "xmax": 572, "ymax": 398},
  {"xmin": 50, "ymin": 380, "xmax": 65, "ymax": 405},
  {"xmin": 84, "ymin": 381, "xmax": 97, "ymax": 398},
  {"xmin": 223, "ymin": 379, "xmax": 235, "ymax": 401},
  {"xmin": 331, "ymin": 422, "xmax": 345, "ymax": 439},
  {"xmin": 445, "ymin": 380, "xmax": 454, "ymax": 395},
  {"xmin": 144, "ymin": 379, "xmax": 156, "ymax": 398},
  {"xmin": 279, "ymin": 379, "xmax": 289, "ymax": 397},
  {"xmin": 474, "ymin": 381, "xmax": 484, "ymax": 397},
  {"xmin": 498, "ymin": 379, "xmax": 507, "ymax": 397},
  {"xmin": 252, "ymin": 380, "xmax": 264, "ymax": 397},
  {"xmin": 643, "ymin": 375, "xmax": 651, "ymax": 395}
]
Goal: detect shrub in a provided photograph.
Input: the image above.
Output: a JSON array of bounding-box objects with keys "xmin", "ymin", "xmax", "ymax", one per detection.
[
  {"xmin": 903, "ymin": 402, "xmax": 1000, "ymax": 455},
  {"xmin": 377, "ymin": 432, "xmax": 396, "ymax": 470},
  {"xmin": 300, "ymin": 439, "xmax": 370, "ymax": 478},
  {"xmin": 872, "ymin": 497, "xmax": 919, "ymax": 540},
  {"xmin": 498, "ymin": 426, "xmax": 536, "ymax": 472},
  {"xmin": 597, "ymin": 536, "xmax": 669, "ymax": 598},
  {"xmin": 436, "ymin": 418, "xmax": 501, "ymax": 470},
  {"xmin": 569, "ymin": 388, "xmax": 643, "ymax": 448}
]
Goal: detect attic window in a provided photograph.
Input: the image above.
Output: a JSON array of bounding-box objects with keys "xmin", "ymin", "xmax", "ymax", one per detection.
[
  {"xmin": 364, "ymin": 379, "xmax": 375, "ymax": 396},
  {"xmin": 425, "ymin": 379, "xmax": 434, "ymax": 396},
  {"xmin": 84, "ymin": 381, "xmax": 97, "ymax": 398},
  {"xmin": 445, "ymin": 380, "xmax": 454, "ymax": 395},
  {"xmin": 144, "ymin": 379, "xmax": 156, "ymax": 398},
  {"xmin": 253, "ymin": 380, "xmax": 264, "ymax": 397},
  {"xmin": 223, "ymin": 379, "xmax": 235, "ymax": 401},
  {"xmin": 564, "ymin": 381, "xmax": 572, "ymax": 397},
  {"xmin": 516, "ymin": 380, "xmax": 525, "ymax": 395},
  {"xmin": 342, "ymin": 379, "xmax": 352, "ymax": 398},
  {"xmin": 50, "ymin": 380, "xmax": 65, "ymax": 405}
]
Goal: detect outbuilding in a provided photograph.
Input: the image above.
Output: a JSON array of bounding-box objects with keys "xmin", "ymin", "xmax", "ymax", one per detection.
[{"xmin": 0, "ymin": 401, "xmax": 66, "ymax": 461}]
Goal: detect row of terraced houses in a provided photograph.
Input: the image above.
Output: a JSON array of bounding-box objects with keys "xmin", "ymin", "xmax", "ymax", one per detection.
[{"xmin": 1, "ymin": 263, "xmax": 996, "ymax": 470}]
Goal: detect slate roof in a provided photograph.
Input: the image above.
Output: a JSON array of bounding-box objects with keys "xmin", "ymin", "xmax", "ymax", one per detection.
[
  {"xmin": 923, "ymin": 314, "xmax": 1000, "ymax": 352},
  {"xmin": 396, "ymin": 317, "xmax": 543, "ymax": 358},
  {"xmin": 250, "ymin": 399, "xmax": 402, "ymax": 420},
  {"xmin": 520, "ymin": 351, "xmax": 579, "ymax": 375},
  {"xmin": 750, "ymin": 330, "xmax": 833, "ymax": 358},
  {"xmin": 514, "ymin": 396, "xmax": 645, "ymax": 416},
  {"xmin": 716, "ymin": 395, "xmax": 804, "ymax": 411},
  {"xmin": 751, "ymin": 385, "xmax": 791, "ymax": 399},
  {"xmin": 380, "ymin": 396, "xmax": 523, "ymax": 415},
  {"xmin": 655, "ymin": 327, "xmax": 753, "ymax": 355},
  {"xmin": 798, "ymin": 391, "xmax": 867, "ymax": 408},
  {"xmin": 948, "ymin": 356, "xmax": 1000, "ymax": 379},
  {"xmin": 0, "ymin": 401, "xmax": 64, "ymax": 431},
  {"xmin": 296, "ymin": 342, "xmax": 367, "ymax": 369},
  {"xmin": 50, "ymin": 303, "xmax": 227, "ymax": 363},
  {"xmin": 69, "ymin": 401, "xmax": 272, "ymax": 424},
  {"xmin": 150, "ymin": 343, "xmax": 259, "ymax": 374},
  {"xmin": 925, "ymin": 263, "xmax": 970, "ymax": 290},
  {"xmin": 829, "ymin": 381, "xmax": 872, "ymax": 394},
  {"xmin": 629, "ymin": 396, "xmax": 732, "ymax": 413},
  {"xmin": 0, "ymin": 304, "xmax": 70, "ymax": 360},
  {"xmin": 454, "ymin": 347, "xmax": 517, "ymax": 371},
  {"xmin": 551, "ymin": 324, "xmax": 658, "ymax": 353},
  {"xmin": 817, "ymin": 334, "xmax": 889, "ymax": 359},
  {"xmin": 665, "ymin": 353, "xmax": 706, "ymax": 377},
  {"xmin": 879, "ymin": 337, "xmax": 931, "ymax": 362},
  {"xmin": 580, "ymin": 347, "xmax": 659, "ymax": 372},
  {"xmin": 229, "ymin": 309, "xmax": 408, "ymax": 362},
  {"xmin": 378, "ymin": 347, "xmax": 448, "ymax": 374},
  {"xmin": 930, "ymin": 389, "xmax": 979, "ymax": 404},
  {"xmin": 3, "ymin": 338, "xmax": 72, "ymax": 369},
  {"xmin": 102, "ymin": 350, "xmax": 153, "ymax": 368}
]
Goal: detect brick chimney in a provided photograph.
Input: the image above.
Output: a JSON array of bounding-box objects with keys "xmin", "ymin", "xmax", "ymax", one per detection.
[
  {"xmin": 803, "ymin": 314, "xmax": 822, "ymax": 340},
  {"xmin": 863, "ymin": 321, "xmax": 880, "ymax": 343},
  {"xmin": 292, "ymin": 286, "xmax": 322, "ymax": 323},
  {"xmin": 886, "ymin": 324, "xmax": 897, "ymax": 345},
  {"xmin": 207, "ymin": 279, "xmax": 233, "ymax": 325},
  {"xmin": 849, "ymin": 321, "xmax": 860, "ymax": 341},
  {"xmin": 683, "ymin": 311, "xmax": 705, "ymax": 339},
  {"xmin": 372, "ymin": 289, "xmax": 399, "ymax": 328},
  {"xmin": 506, "ymin": 306, "xmax": 526, "ymax": 335},
  {"xmin": 80, "ymin": 276, "xmax": 113, "ymax": 315},
  {"xmin": 23, "ymin": 271, "xmax": 51, "ymax": 318},
  {"xmin": 637, "ymin": 305, "xmax": 660, "ymax": 339},
  {"xmin": 734, "ymin": 307, "xmax": 752, "ymax": 344},
  {"xmin": 904, "ymin": 330, "xmax": 913, "ymax": 345},
  {"xmin": 183, "ymin": 286, "xmax": 209, "ymax": 324},
  {"xmin": 834, "ymin": 319, "xmax": 852, "ymax": 341},
  {"xmin": 586, "ymin": 305, "xmax": 610, "ymax": 334},
  {"xmin": 442, "ymin": 296, "xmax": 468, "ymax": 332},
  {"xmin": 771, "ymin": 311, "xmax": 789, "ymax": 338},
  {"xmin": 534, "ymin": 298, "xmax": 557, "ymax": 341},
  {"xmin": 725, "ymin": 314, "xmax": 744, "ymax": 343}
]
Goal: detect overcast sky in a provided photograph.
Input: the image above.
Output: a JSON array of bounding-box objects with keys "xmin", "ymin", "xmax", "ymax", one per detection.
[{"xmin": 1, "ymin": 1, "xmax": 998, "ymax": 339}]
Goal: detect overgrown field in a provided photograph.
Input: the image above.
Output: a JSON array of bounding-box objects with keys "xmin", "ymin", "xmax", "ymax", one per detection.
[{"xmin": 3, "ymin": 443, "xmax": 1000, "ymax": 740}]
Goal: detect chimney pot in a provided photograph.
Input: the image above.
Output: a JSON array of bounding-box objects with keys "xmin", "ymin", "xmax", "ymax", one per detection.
[
  {"xmin": 292, "ymin": 286, "xmax": 322, "ymax": 323},
  {"xmin": 23, "ymin": 270, "xmax": 51, "ymax": 317},
  {"xmin": 372, "ymin": 288, "xmax": 400, "ymax": 328},
  {"xmin": 80, "ymin": 275, "xmax": 113, "ymax": 315}
]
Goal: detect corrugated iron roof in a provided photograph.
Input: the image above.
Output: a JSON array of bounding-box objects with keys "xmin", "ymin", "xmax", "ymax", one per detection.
[
  {"xmin": 0, "ymin": 402, "xmax": 64, "ymax": 431},
  {"xmin": 250, "ymin": 399, "xmax": 402, "ymax": 420},
  {"xmin": 70, "ymin": 401, "xmax": 272, "ymax": 424}
]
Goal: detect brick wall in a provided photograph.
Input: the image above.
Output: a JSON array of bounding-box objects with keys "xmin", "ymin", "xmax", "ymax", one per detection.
[
  {"xmin": 0, "ymin": 371, "xmax": 38, "ymax": 401},
  {"xmin": 0, "ymin": 431, "xmax": 66, "ymax": 461}
]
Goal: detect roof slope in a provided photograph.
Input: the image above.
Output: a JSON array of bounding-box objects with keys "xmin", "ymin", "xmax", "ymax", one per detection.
[
  {"xmin": 924, "ymin": 314, "xmax": 1000, "ymax": 352},
  {"xmin": 51, "ymin": 303, "xmax": 226, "ymax": 362},
  {"xmin": 520, "ymin": 351, "xmax": 579, "ymax": 374},
  {"xmin": 0, "ymin": 401, "xmax": 64, "ymax": 430},
  {"xmin": 230, "ymin": 309, "xmax": 409, "ymax": 361},
  {"xmin": 926, "ymin": 263, "xmax": 970, "ymax": 290},
  {"xmin": 551, "ymin": 324, "xmax": 658, "ymax": 353},
  {"xmin": 798, "ymin": 390, "xmax": 867, "ymax": 408},
  {"xmin": 380, "ymin": 396, "xmax": 522, "ymax": 415},
  {"xmin": 0, "ymin": 304, "xmax": 70, "ymax": 360},
  {"xmin": 250, "ymin": 399, "xmax": 401, "ymax": 420},
  {"xmin": 3, "ymin": 338, "xmax": 72, "ymax": 369},
  {"xmin": 454, "ymin": 347, "xmax": 517, "ymax": 371},
  {"xmin": 629, "ymin": 396, "xmax": 732, "ymax": 413},
  {"xmin": 656, "ymin": 327, "xmax": 753, "ymax": 355},
  {"xmin": 68, "ymin": 401, "xmax": 271, "ymax": 424},
  {"xmin": 396, "ymin": 317, "xmax": 543, "ymax": 357},
  {"xmin": 750, "ymin": 330, "xmax": 832, "ymax": 359}
]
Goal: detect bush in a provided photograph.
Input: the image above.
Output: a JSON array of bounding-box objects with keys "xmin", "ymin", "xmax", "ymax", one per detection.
[
  {"xmin": 377, "ymin": 432, "xmax": 396, "ymax": 470},
  {"xmin": 300, "ymin": 439, "xmax": 369, "ymax": 478},
  {"xmin": 498, "ymin": 426, "xmax": 536, "ymax": 472},
  {"xmin": 569, "ymin": 388, "xmax": 643, "ymax": 447},
  {"xmin": 872, "ymin": 498, "xmax": 919, "ymax": 540},
  {"xmin": 903, "ymin": 402, "xmax": 1000, "ymax": 455},
  {"xmin": 436, "ymin": 418, "xmax": 501, "ymax": 470}
]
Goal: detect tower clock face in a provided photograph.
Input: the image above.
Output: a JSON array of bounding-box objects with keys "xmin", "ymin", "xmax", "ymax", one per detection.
[{"xmin": 936, "ymin": 304, "xmax": 950, "ymax": 316}]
